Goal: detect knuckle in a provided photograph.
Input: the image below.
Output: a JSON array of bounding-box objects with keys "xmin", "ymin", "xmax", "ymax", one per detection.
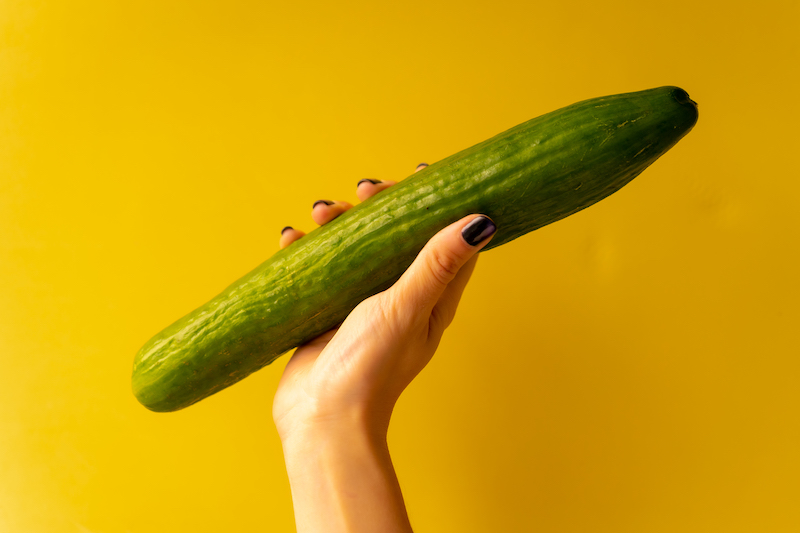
[{"xmin": 428, "ymin": 247, "xmax": 461, "ymax": 286}]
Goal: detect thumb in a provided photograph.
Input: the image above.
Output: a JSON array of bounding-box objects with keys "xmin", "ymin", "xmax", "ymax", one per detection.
[{"xmin": 389, "ymin": 214, "xmax": 497, "ymax": 318}]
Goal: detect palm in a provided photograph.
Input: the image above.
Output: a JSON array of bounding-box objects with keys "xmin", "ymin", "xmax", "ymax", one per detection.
[
  {"xmin": 272, "ymin": 327, "xmax": 335, "ymax": 435},
  {"xmin": 272, "ymin": 292, "xmax": 410, "ymax": 436},
  {"xmin": 272, "ymin": 294, "xmax": 401, "ymax": 436}
]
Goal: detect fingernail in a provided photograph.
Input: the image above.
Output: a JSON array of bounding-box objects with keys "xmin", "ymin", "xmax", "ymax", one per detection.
[
  {"xmin": 280, "ymin": 226, "xmax": 293, "ymax": 235},
  {"xmin": 416, "ymin": 162, "xmax": 428, "ymax": 169},
  {"xmin": 461, "ymin": 216, "xmax": 496, "ymax": 246},
  {"xmin": 313, "ymin": 200, "xmax": 334, "ymax": 209},
  {"xmin": 357, "ymin": 179, "xmax": 382, "ymax": 187}
]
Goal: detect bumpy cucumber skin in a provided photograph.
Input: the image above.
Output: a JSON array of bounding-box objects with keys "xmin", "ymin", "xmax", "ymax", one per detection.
[{"xmin": 133, "ymin": 86, "xmax": 698, "ymax": 412}]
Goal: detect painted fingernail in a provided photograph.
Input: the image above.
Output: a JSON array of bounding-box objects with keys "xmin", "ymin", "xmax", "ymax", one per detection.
[
  {"xmin": 357, "ymin": 179, "xmax": 382, "ymax": 187},
  {"xmin": 280, "ymin": 226, "xmax": 293, "ymax": 235},
  {"xmin": 416, "ymin": 162, "xmax": 428, "ymax": 169},
  {"xmin": 461, "ymin": 216, "xmax": 496, "ymax": 246},
  {"xmin": 313, "ymin": 200, "xmax": 334, "ymax": 209}
]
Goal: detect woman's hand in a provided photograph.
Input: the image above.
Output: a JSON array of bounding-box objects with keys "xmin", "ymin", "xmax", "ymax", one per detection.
[
  {"xmin": 272, "ymin": 164, "xmax": 496, "ymax": 441},
  {"xmin": 272, "ymin": 164, "xmax": 496, "ymax": 533}
]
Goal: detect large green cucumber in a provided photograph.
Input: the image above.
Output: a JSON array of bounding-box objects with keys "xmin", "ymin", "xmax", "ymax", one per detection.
[{"xmin": 133, "ymin": 86, "xmax": 698, "ymax": 412}]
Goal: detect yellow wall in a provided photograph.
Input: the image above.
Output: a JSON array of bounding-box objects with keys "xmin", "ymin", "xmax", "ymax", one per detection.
[{"xmin": 2, "ymin": 1, "xmax": 798, "ymax": 531}]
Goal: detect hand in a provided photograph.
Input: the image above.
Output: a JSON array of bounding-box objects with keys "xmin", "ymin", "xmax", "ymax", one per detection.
[
  {"xmin": 272, "ymin": 163, "xmax": 497, "ymax": 442},
  {"xmin": 271, "ymin": 163, "xmax": 497, "ymax": 533}
]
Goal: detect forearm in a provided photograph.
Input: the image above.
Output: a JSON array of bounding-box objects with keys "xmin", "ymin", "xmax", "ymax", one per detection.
[{"xmin": 281, "ymin": 420, "xmax": 413, "ymax": 533}]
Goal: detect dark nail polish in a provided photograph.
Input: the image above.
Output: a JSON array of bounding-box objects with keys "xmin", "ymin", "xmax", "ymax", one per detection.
[
  {"xmin": 461, "ymin": 216, "xmax": 496, "ymax": 246},
  {"xmin": 357, "ymin": 179, "xmax": 382, "ymax": 187},
  {"xmin": 313, "ymin": 200, "xmax": 334, "ymax": 209},
  {"xmin": 281, "ymin": 226, "xmax": 293, "ymax": 235},
  {"xmin": 416, "ymin": 162, "xmax": 428, "ymax": 169}
]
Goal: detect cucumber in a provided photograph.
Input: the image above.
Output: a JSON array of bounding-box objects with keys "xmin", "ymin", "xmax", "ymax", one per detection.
[{"xmin": 133, "ymin": 86, "xmax": 698, "ymax": 412}]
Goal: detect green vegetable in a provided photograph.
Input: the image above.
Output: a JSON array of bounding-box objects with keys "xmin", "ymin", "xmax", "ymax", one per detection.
[{"xmin": 133, "ymin": 86, "xmax": 698, "ymax": 412}]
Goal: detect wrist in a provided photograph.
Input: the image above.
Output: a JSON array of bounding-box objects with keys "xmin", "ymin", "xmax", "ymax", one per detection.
[
  {"xmin": 278, "ymin": 405, "xmax": 388, "ymax": 452},
  {"xmin": 279, "ymin": 413, "xmax": 412, "ymax": 533},
  {"xmin": 276, "ymin": 396, "xmax": 394, "ymax": 448}
]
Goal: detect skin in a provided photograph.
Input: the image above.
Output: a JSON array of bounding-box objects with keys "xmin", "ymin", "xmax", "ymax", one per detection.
[{"xmin": 273, "ymin": 162, "xmax": 495, "ymax": 533}]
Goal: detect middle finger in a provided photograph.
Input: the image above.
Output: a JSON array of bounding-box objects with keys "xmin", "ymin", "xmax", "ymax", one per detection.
[{"xmin": 312, "ymin": 199, "xmax": 353, "ymax": 225}]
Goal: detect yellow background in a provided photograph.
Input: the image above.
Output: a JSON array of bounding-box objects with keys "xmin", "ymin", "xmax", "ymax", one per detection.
[{"xmin": 2, "ymin": 0, "xmax": 798, "ymax": 531}]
